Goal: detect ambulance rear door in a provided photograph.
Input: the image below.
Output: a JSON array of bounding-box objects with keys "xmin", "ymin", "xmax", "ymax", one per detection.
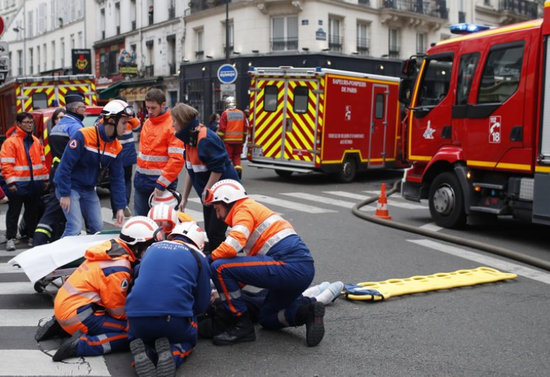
[{"xmin": 250, "ymin": 74, "xmax": 320, "ymax": 169}]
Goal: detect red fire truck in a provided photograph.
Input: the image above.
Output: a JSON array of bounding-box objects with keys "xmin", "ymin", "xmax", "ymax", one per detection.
[
  {"xmin": 400, "ymin": 9, "xmax": 550, "ymax": 228},
  {"xmin": 247, "ymin": 66, "xmax": 408, "ymax": 182},
  {"xmin": 0, "ymin": 74, "xmax": 97, "ymax": 142}
]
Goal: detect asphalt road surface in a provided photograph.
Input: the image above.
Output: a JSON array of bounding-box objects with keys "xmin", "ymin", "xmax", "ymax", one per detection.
[{"xmin": 1, "ymin": 162, "xmax": 549, "ymax": 376}]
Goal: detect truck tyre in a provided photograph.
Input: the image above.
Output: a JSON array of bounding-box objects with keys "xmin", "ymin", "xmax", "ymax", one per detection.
[
  {"xmin": 335, "ymin": 158, "xmax": 357, "ymax": 183},
  {"xmin": 428, "ymin": 172, "xmax": 467, "ymax": 229},
  {"xmin": 275, "ymin": 170, "xmax": 293, "ymax": 178}
]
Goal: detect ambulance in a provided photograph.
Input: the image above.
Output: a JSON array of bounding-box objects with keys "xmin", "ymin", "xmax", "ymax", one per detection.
[
  {"xmin": 400, "ymin": 4, "xmax": 550, "ymax": 228},
  {"xmin": 247, "ymin": 66, "xmax": 407, "ymax": 182},
  {"xmin": 0, "ymin": 74, "xmax": 97, "ymax": 143}
]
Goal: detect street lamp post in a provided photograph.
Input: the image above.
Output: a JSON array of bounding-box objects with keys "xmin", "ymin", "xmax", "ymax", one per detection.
[{"xmin": 225, "ymin": 0, "xmax": 230, "ymax": 63}]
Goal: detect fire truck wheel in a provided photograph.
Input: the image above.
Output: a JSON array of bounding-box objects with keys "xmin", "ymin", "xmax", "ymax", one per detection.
[
  {"xmin": 336, "ymin": 158, "xmax": 357, "ymax": 183},
  {"xmin": 428, "ymin": 172, "xmax": 467, "ymax": 229},
  {"xmin": 275, "ymin": 170, "xmax": 293, "ymax": 178}
]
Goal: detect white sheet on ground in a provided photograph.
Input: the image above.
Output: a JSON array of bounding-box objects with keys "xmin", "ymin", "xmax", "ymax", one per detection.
[{"xmin": 7, "ymin": 234, "xmax": 115, "ymax": 283}]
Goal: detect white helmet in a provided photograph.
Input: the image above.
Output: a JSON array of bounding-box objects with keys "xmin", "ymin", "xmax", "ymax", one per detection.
[
  {"xmin": 149, "ymin": 189, "xmax": 182, "ymax": 209},
  {"xmin": 204, "ymin": 179, "xmax": 247, "ymax": 205},
  {"xmin": 148, "ymin": 204, "xmax": 179, "ymax": 233},
  {"xmin": 225, "ymin": 96, "xmax": 236, "ymax": 110},
  {"xmin": 119, "ymin": 216, "xmax": 164, "ymax": 246},
  {"xmin": 101, "ymin": 99, "xmax": 135, "ymax": 119},
  {"xmin": 169, "ymin": 221, "xmax": 206, "ymax": 252}
]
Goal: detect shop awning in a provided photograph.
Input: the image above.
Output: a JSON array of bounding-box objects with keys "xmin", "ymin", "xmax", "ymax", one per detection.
[{"xmin": 98, "ymin": 80, "xmax": 125, "ymax": 100}]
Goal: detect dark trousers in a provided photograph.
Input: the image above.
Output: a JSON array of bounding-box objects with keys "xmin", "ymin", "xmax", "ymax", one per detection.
[
  {"xmin": 6, "ymin": 194, "xmax": 41, "ymax": 240},
  {"xmin": 33, "ymin": 191, "xmax": 66, "ymax": 246},
  {"xmin": 203, "ymin": 204, "xmax": 227, "ymax": 253},
  {"xmin": 110, "ymin": 165, "xmax": 133, "ymax": 216}
]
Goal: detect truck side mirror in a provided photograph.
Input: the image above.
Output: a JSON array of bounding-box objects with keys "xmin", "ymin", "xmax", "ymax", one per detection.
[
  {"xmin": 401, "ymin": 58, "xmax": 417, "ymax": 76},
  {"xmin": 399, "ymin": 78, "xmax": 414, "ymax": 106}
]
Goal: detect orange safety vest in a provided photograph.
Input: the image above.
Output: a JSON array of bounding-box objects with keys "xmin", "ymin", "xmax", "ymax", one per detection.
[
  {"xmin": 211, "ymin": 198, "xmax": 297, "ymax": 260},
  {"xmin": 54, "ymin": 239, "xmax": 136, "ymax": 334},
  {"xmin": 184, "ymin": 125, "xmax": 208, "ymax": 173},
  {"xmin": 136, "ymin": 109, "xmax": 185, "ymax": 189},
  {"xmin": 0, "ymin": 126, "xmax": 49, "ymax": 186},
  {"xmin": 218, "ymin": 109, "xmax": 246, "ymax": 144}
]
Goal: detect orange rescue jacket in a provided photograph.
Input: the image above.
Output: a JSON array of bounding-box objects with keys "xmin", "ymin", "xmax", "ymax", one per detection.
[
  {"xmin": 218, "ymin": 109, "xmax": 247, "ymax": 144},
  {"xmin": 54, "ymin": 239, "xmax": 137, "ymax": 334},
  {"xmin": 211, "ymin": 198, "xmax": 297, "ymax": 260}
]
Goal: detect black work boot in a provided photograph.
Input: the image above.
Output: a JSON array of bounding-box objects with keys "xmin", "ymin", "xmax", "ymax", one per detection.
[
  {"xmin": 35, "ymin": 315, "xmax": 69, "ymax": 342},
  {"xmin": 52, "ymin": 330, "xmax": 83, "ymax": 361},
  {"xmin": 155, "ymin": 337, "xmax": 176, "ymax": 377},
  {"xmin": 297, "ymin": 302, "xmax": 326, "ymax": 347},
  {"xmin": 130, "ymin": 338, "xmax": 156, "ymax": 377},
  {"xmin": 213, "ymin": 312, "xmax": 256, "ymax": 346}
]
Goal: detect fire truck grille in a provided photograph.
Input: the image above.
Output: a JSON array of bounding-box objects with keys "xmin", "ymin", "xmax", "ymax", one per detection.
[{"xmin": 519, "ymin": 178, "xmax": 534, "ymax": 201}]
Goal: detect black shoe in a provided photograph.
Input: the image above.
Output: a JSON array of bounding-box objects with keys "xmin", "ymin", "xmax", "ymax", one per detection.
[
  {"xmin": 130, "ymin": 339, "xmax": 156, "ymax": 377},
  {"xmin": 35, "ymin": 315, "xmax": 69, "ymax": 342},
  {"xmin": 213, "ymin": 312, "xmax": 256, "ymax": 346},
  {"xmin": 52, "ymin": 330, "xmax": 83, "ymax": 361},
  {"xmin": 304, "ymin": 302, "xmax": 325, "ymax": 347},
  {"xmin": 155, "ymin": 337, "xmax": 176, "ymax": 377}
]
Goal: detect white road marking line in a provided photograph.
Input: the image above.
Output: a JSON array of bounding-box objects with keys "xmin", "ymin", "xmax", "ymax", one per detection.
[
  {"xmin": 0, "ymin": 350, "xmax": 110, "ymax": 376},
  {"xmin": 419, "ymin": 222, "xmax": 443, "ymax": 232},
  {"xmin": 249, "ymin": 194, "xmax": 336, "ymax": 213},
  {"xmin": 0, "ymin": 250, "xmax": 26, "ymax": 257},
  {"xmin": 0, "ymin": 282, "xmax": 37, "ymax": 295},
  {"xmin": 363, "ymin": 191, "xmax": 427, "ymax": 209},
  {"xmin": 408, "ymin": 239, "xmax": 550, "ymax": 285},
  {"xmin": 0, "ymin": 309, "xmax": 54, "ymax": 326},
  {"xmin": 0, "ymin": 263, "xmax": 25, "ymax": 274},
  {"xmin": 282, "ymin": 193, "xmax": 356, "ymax": 209},
  {"xmin": 323, "ymin": 191, "xmax": 372, "ymax": 201}
]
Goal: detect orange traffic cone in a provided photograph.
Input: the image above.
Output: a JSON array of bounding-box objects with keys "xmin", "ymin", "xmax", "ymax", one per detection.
[{"xmin": 374, "ymin": 183, "xmax": 392, "ymax": 220}]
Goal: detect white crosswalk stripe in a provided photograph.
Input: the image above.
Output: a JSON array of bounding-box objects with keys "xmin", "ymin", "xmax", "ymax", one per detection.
[
  {"xmin": 363, "ymin": 190, "xmax": 427, "ymax": 209},
  {"xmin": 0, "ymin": 263, "xmax": 24, "ymax": 274},
  {"xmin": 0, "ymin": 282, "xmax": 39, "ymax": 295},
  {"xmin": 282, "ymin": 193, "xmax": 358, "ymax": 209},
  {"xmin": 0, "ymin": 350, "xmax": 110, "ymax": 376},
  {"xmin": 249, "ymin": 194, "xmax": 337, "ymax": 213}
]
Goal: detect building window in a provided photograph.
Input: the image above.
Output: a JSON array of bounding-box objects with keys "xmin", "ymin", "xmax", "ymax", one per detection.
[
  {"xmin": 37, "ymin": 46, "xmax": 41, "ymax": 73},
  {"xmin": 61, "ymin": 38, "xmax": 65, "ymax": 68},
  {"xmin": 329, "ymin": 17, "xmax": 342, "ymax": 52},
  {"xmin": 17, "ymin": 50, "xmax": 23, "ymax": 76},
  {"xmin": 271, "ymin": 16, "xmax": 298, "ymax": 51},
  {"xmin": 357, "ymin": 22, "xmax": 370, "ymax": 55},
  {"xmin": 115, "ymin": 2, "xmax": 121, "ymax": 34},
  {"xmin": 416, "ymin": 32, "xmax": 426, "ymax": 54},
  {"xmin": 51, "ymin": 41, "xmax": 56, "ymax": 69},
  {"xmin": 100, "ymin": 50, "xmax": 120, "ymax": 76},
  {"xmin": 389, "ymin": 29, "xmax": 399, "ymax": 58},
  {"xmin": 43, "ymin": 44, "xmax": 47, "ymax": 71},
  {"xmin": 195, "ymin": 28, "xmax": 204, "ymax": 60},
  {"xmin": 29, "ymin": 48, "xmax": 34, "ymax": 74}
]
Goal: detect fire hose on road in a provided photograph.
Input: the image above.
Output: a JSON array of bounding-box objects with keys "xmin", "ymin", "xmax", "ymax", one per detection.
[{"xmin": 351, "ymin": 180, "xmax": 550, "ymax": 272}]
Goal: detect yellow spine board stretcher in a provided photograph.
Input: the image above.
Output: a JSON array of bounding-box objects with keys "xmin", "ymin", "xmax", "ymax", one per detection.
[{"xmin": 344, "ymin": 267, "xmax": 517, "ymax": 302}]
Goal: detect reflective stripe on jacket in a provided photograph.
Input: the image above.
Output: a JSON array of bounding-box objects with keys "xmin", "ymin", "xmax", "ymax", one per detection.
[
  {"xmin": 184, "ymin": 126, "xmax": 208, "ymax": 173},
  {"xmin": 54, "ymin": 239, "xmax": 136, "ymax": 334},
  {"xmin": 0, "ymin": 126, "xmax": 48, "ymax": 196},
  {"xmin": 211, "ymin": 198, "xmax": 297, "ymax": 260},
  {"xmin": 218, "ymin": 109, "xmax": 247, "ymax": 144},
  {"xmin": 53, "ymin": 125, "xmax": 127, "ymax": 210},
  {"xmin": 135, "ymin": 109, "xmax": 185, "ymax": 191}
]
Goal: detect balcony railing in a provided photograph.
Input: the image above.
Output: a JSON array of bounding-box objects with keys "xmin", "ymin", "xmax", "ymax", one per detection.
[
  {"xmin": 389, "ymin": 46, "xmax": 400, "ymax": 58},
  {"xmin": 145, "ymin": 65, "xmax": 154, "ymax": 76},
  {"xmin": 188, "ymin": 0, "xmax": 232, "ymax": 15},
  {"xmin": 358, "ymin": 0, "xmax": 370, "ymax": 5},
  {"xmin": 356, "ymin": 38, "xmax": 370, "ymax": 55},
  {"xmin": 169, "ymin": 6, "xmax": 176, "ymax": 19},
  {"xmin": 381, "ymin": 0, "xmax": 449, "ymax": 20},
  {"xmin": 270, "ymin": 38, "xmax": 298, "ymax": 51},
  {"xmin": 329, "ymin": 35, "xmax": 343, "ymax": 52},
  {"xmin": 499, "ymin": 0, "xmax": 538, "ymax": 18}
]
